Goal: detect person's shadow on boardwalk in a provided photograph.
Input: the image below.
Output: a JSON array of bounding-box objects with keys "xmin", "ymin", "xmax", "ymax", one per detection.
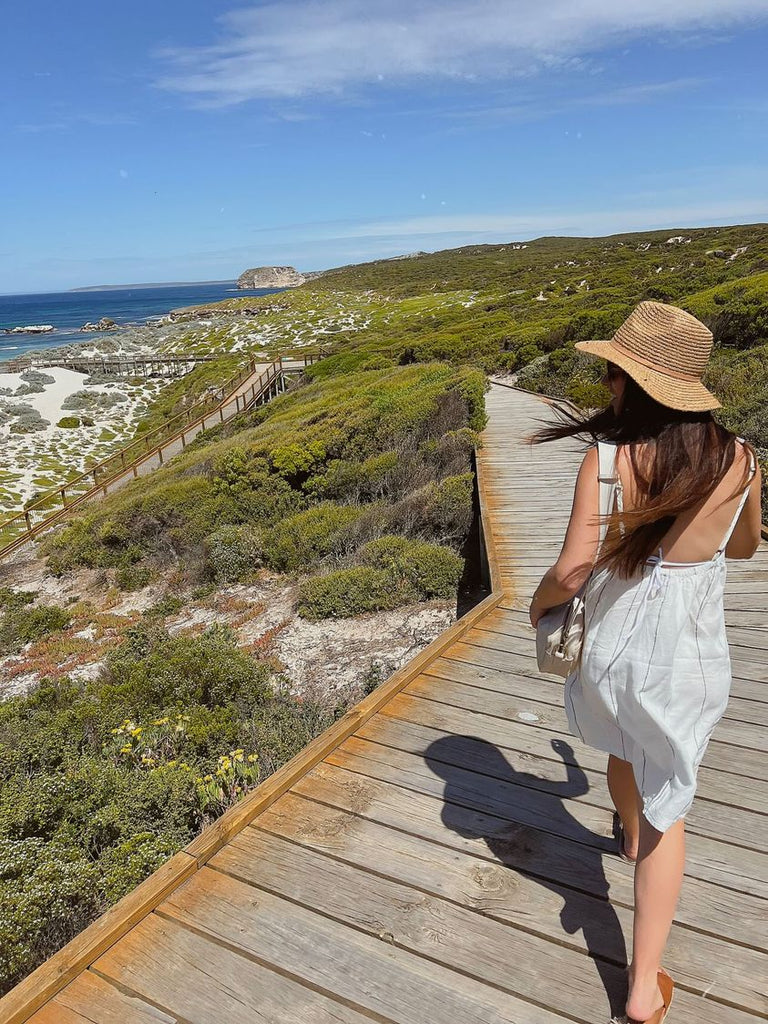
[{"xmin": 425, "ymin": 735, "xmax": 627, "ymax": 1018}]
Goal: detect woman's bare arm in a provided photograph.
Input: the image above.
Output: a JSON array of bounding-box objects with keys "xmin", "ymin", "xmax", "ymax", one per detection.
[{"xmin": 529, "ymin": 445, "xmax": 601, "ymax": 626}]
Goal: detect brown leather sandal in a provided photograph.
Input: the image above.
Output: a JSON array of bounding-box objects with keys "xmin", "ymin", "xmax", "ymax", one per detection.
[{"xmin": 613, "ymin": 969, "xmax": 674, "ymax": 1024}]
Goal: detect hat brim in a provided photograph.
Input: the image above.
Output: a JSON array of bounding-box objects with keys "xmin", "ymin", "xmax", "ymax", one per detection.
[{"xmin": 574, "ymin": 339, "xmax": 721, "ymax": 412}]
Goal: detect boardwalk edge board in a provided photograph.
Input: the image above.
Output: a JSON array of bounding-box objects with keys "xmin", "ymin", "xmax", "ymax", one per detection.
[{"xmin": 0, "ymin": 392, "xmax": 507, "ymax": 1023}]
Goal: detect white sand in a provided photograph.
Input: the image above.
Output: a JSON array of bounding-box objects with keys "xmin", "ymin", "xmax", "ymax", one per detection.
[{"xmin": 0, "ymin": 366, "xmax": 163, "ymax": 514}]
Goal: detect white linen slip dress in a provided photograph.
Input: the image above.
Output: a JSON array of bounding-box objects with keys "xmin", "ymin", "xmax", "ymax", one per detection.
[{"xmin": 565, "ymin": 439, "xmax": 757, "ymax": 832}]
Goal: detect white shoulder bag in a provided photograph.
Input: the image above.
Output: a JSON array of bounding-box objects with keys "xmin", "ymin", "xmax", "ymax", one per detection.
[{"xmin": 535, "ymin": 442, "xmax": 621, "ymax": 678}]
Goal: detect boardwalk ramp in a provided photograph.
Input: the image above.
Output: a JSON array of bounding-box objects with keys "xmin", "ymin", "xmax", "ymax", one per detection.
[{"xmin": 1, "ymin": 384, "xmax": 765, "ymax": 1024}]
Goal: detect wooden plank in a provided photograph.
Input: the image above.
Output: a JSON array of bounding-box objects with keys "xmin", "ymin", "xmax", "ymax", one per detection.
[
  {"xmin": 253, "ymin": 792, "xmax": 768, "ymax": 1017},
  {"xmin": 28, "ymin": 971, "xmax": 175, "ymax": 1024},
  {"xmin": 325, "ymin": 736, "xmax": 768, "ymax": 898},
  {"xmin": 354, "ymin": 709, "xmax": 767, "ymax": 851},
  {"xmin": 93, "ymin": 913, "xmax": 372, "ymax": 1023},
  {"xmin": 381, "ymin": 687, "xmax": 768, "ymax": 815},
  {"xmin": 0, "ymin": 851, "xmax": 198, "ymax": 1024},
  {"xmin": 211, "ymin": 827, "xmax": 632, "ymax": 1022},
  {"xmin": 422, "ymin": 649, "xmax": 766, "ymax": 725},
  {"xmin": 159, "ymin": 868, "xmax": 571, "ymax": 1024},
  {"xmin": 290, "ymin": 761, "xmax": 768, "ymax": 950},
  {"xmin": 184, "ymin": 586, "xmax": 504, "ymax": 863},
  {"xmin": 418, "ymin": 651, "xmax": 768, "ymax": 753},
  {"xmin": 407, "ymin": 663, "xmax": 768, "ymax": 759}
]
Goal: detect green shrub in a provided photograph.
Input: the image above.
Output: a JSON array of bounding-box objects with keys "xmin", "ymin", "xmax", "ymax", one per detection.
[
  {"xmin": 424, "ymin": 473, "xmax": 474, "ymax": 539},
  {"xmin": 103, "ymin": 623, "xmax": 271, "ymax": 711},
  {"xmin": 56, "ymin": 416, "xmax": 81, "ymax": 429},
  {"xmin": 0, "ymin": 838, "xmax": 101, "ymax": 992},
  {"xmin": 0, "ymin": 604, "xmax": 71, "ymax": 656},
  {"xmin": 205, "ymin": 524, "xmax": 261, "ymax": 582},
  {"xmin": 358, "ymin": 534, "xmax": 464, "ymax": 599},
  {"xmin": 297, "ymin": 565, "xmax": 415, "ymax": 619},
  {"xmin": 115, "ymin": 563, "xmax": 155, "ymax": 591},
  {"xmin": 262, "ymin": 503, "xmax": 366, "ymax": 571}
]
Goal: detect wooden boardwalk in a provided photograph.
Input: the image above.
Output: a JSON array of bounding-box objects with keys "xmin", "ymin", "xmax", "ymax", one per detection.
[
  {"xmin": 0, "ymin": 356, "xmax": 311, "ymax": 561},
  {"xmin": 2, "ymin": 383, "xmax": 766, "ymax": 1024}
]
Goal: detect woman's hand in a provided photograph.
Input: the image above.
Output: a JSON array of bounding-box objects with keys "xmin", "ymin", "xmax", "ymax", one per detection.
[{"xmin": 529, "ymin": 596, "xmax": 546, "ymax": 629}]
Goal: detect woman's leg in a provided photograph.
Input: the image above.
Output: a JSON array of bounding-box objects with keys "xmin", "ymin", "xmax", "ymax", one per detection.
[
  {"xmin": 626, "ymin": 814, "xmax": 686, "ymax": 1021},
  {"xmin": 607, "ymin": 754, "xmax": 640, "ymax": 858}
]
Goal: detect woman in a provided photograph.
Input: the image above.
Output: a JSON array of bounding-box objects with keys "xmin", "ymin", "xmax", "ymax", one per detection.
[{"xmin": 528, "ymin": 301, "xmax": 762, "ymax": 1024}]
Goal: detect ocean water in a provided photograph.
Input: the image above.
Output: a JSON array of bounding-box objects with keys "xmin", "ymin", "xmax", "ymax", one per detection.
[{"xmin": 0, "ymin": 282, "xmax": 285, "ymax": 361}]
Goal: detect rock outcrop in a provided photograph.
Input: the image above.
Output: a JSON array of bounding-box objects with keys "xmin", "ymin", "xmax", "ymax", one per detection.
[
  {"xmin": 79, "ymin": 317, "xmax": 118, "ymax": 332},
  {"xmin": 236, "ymin": 266, "xmax": 306, "ymax": 290},
  {"xmin": 3, "ymin": 325, "xmax": 55, "ymax": 334}
]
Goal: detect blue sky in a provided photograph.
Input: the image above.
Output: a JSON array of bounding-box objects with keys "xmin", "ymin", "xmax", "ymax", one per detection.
[{"xmin": 3, "ymin": 0, "xmax": 768, "ymax": 292}]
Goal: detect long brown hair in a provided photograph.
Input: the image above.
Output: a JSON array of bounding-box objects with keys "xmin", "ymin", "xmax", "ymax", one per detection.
[{"xmin": 530, "ymin": 374, "xmax": 755, "ymax": 576}]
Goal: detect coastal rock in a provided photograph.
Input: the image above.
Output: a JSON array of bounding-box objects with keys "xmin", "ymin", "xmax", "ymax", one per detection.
[
  {"xmin": 236, "ymin": 266, "xmax": 306, "ymax": 290},
  {"xmin": 79, "ymin": 317, "xmax": 118, "ymax": 332},
  {"xmin": 4, "ymin": 325, "xmax": 55, "ymax": 334}
]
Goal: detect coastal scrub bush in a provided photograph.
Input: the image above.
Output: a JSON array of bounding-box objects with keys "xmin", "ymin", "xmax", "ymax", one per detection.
[
  {"xmin": 20, "ymin": 370, "xmax": 55, "ymax": 385},
  {"xmin": 0, "ymin": 618, "xmax": 364, "ymax": 991},
  {"xmin": 9, "ymin": 409, "xmax": 49, "ymax": 433},
  {"xmin": 114, "ymin": 563, "xmax": 155, "ymax": 591},
  {"xmin": 0, "ymin": 603, "xmax": 71, "ymax": 656},
  {"xmin": 0, "ymin": 837, "xmax": 101, "ymax": 991},
  {"xmin": 61, "ymin": 390, "xmax": 128, "ymax": 412},
  {"xmin": 297, "ymin": 565, "xmax": 415, "ymax": 619},
  {"xmin": 358, "ymin": 534, "xmax": 464, "ymax": 599},
  {"xmin": 423, "ymin": 473, "xmax": 474, "ymax": 541},
  {"xmin": 212, "ymin": 448, "xmax": 304, "ymax": 524},
  {"xmin": 261, "ymin": 503, "xmax": 366, "ymax": 571},
  {"xmin": 205, "ymin": 524, "xmax": 262, "ymax": 582}
]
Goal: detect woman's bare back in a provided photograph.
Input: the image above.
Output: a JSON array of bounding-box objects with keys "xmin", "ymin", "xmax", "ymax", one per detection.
[{"xmin": 614, "ymin": 440, "xmax": 760, "ymax": 563}]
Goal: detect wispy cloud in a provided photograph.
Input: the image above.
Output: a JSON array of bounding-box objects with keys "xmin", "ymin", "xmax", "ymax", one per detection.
[
  {"xmin": 16, "ymin": 113, "xmax": 137, "ymax": 134},
  {"xmin": 243, "ymin": 198, "xmax": 768, "ymax": 245},
  {"xmin": 155, "ymin": 0, "xmax": 768, "ymax": 106},
  {"xmin": 404, "ymin": 76, "xmax": 710, "ymax": 128}
]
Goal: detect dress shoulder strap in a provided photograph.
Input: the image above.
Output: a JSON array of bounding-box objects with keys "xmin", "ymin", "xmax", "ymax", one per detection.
[
  {"xmin": 716, "ymin": 437, "xmax": 757, "ymax": 555},
  {"xmin": 596, "ymin": 441, "xmax": 624, "ymax": 546}
]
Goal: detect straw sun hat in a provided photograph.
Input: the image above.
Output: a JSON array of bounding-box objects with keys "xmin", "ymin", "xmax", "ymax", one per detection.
[{"xmin": 575, "ymin": 300, "xmax": 721, "ymax": 411}]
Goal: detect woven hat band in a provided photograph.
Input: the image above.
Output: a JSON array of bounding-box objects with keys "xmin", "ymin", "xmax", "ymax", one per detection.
[{"xmin": 609, "ymin": 338, "xmax": 702, "ymax": 383}]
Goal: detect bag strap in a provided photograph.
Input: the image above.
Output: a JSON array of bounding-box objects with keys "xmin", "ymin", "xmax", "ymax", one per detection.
[
  {"xmin": 596, "ymin": 441, "xmax": 623, "ymax": 546},
  {"xmin": 716, "ymin": 437, "xmax": 757, "ymax": 555}
]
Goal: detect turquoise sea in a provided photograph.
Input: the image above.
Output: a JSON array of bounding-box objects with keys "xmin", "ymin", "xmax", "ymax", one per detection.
[{"xmin": 0, "ymin": 282, "xmax": 284, "ymax": 361}]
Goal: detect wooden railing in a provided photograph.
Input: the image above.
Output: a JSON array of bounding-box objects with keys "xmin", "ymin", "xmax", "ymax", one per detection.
[
  {"xmin": 0, "ymin": 353, "xmax": 216, "ymax": 374},
  {"xmin": 0, "ymin": 349, "xmax": 328, "ymax": 561}
]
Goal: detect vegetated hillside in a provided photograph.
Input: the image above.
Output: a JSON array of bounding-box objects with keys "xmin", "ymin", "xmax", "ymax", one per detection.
[
  {"xmin": 2, "ymin": 222, "xmax": 767, "ymax": 992},
  {"xmin": 300, "ymin": 223, "xmax": 767, "ymax": 510},
  {"xmin": 0, "ymin": 354, "xmax": 485, "ymax": 993}
]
